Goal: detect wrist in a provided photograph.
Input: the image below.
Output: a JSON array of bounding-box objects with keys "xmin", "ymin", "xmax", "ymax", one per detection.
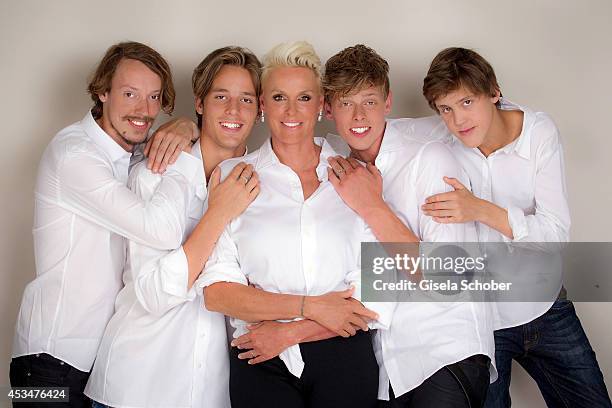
[{"xmin": 358, "ymin": 198, "xmax": 390, "ymax": 221}]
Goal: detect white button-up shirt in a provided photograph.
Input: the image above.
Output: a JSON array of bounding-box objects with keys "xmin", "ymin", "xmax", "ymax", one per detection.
[
  {"xmin": 199, "ymin": 137, "xmax": 389, "ymax": 379},
  {"xmin": 329, "ymin": 118, "xmax": 497, "ymax": 400},
  {"xmin": 432, "ymin": 99, "xmax": 571, "ymax": 329},
  {"xmin": 12, "ymin": 111, "xmax": 193, "ymax": 371},
  {"xmin": 85, "ymin": 141, "xmax": 231, "ymax": 408}
]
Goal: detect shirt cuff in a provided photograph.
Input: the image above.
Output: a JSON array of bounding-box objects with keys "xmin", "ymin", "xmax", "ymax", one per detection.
[
  {"xmin": 364, "ymin": 301, "xmax": 395, "ymax": 330},
  {"xmin": 505, "ymin": 206, "xmax": 528, "ymax": 242},
  {"xmin": 195, "ymin": 265, "xmax": 249, "ymax": 291},
  {"xmin": 159, "ymin": 246, "xmax": 191, "ymax": 298}
]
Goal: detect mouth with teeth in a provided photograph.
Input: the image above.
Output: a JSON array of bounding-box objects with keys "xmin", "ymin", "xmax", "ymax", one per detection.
[
  {"xmin": 350, "ymin": 126, "xmax": 371, "ymax": 137},
  {"xmin": 125, "ymin": 116, "xmax": 153, "ymax": 131},
  {"xmin": 220, "ymin": 121, "xmax": 244, "ymax": 131},
  {"xmin": 282, "ymin": 122, "xmax": 302, "ymax": 129}
]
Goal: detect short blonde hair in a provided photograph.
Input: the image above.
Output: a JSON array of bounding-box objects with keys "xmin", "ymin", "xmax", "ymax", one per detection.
[{"xmin": 261, "ymin": 41, "xmax": 322, "ymax": 84}]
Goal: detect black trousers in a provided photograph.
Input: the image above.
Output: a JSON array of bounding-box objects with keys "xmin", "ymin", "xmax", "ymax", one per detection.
[
  {"xmin": 390, "ymin": 354, "xmax": 491, "ymax": 408},
  {"xmin": 9, "ymin": 353, "xmax": 91, "ymax": 408},
  {"xmin": 230, "ymin": 330, "xmax": 380, "ymax": 408}
]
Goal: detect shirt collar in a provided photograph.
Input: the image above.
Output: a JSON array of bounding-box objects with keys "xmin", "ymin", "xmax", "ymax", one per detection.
[
  {"xmin": 377, "ymin": 120, "xmax": 409, "ymax": 154},
  {"xmin": 81, "ymin": 110, "xmax": 132, "ymax": 163},
  {"xmin": 445, "ymin": 98, "xmax": 534, "ymax": 160},
  {"xmin": 255, "ymin": 136, "xmax": 339, "ymax": 182}
]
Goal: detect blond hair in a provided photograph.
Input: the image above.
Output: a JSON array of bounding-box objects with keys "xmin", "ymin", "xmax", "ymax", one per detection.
[{"xmin": 261, "ymin": 41, "xmax": 322, "ymax": 84}]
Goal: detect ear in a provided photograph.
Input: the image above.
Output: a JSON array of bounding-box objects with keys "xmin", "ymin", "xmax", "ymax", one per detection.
[
  {"xmin": 384, "ymin": 90, "xmax": 393, "ymax": 115},
  {"xmin": 195, "ymin": 98, "xmax": 204, "ymax": 115},
  {"xmin": 491, "ymin": 89, "xmax": 501, "ymax": 104},
  {"xmin": 318, "ymin": 94, "xmax": 324, "ymax": 113},
  {"xmin": 98, "ymin": 92, "xmax": 108, "ymax": 103},
  {"xmin": 324, "ymin": 101, "xmax": 334, "ymax": 120},
  {"xmin": 259, "ymin": 94, "xmax": 265, "ymax": 111}
]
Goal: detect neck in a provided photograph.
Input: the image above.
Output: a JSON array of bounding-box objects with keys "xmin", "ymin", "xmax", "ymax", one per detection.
[
  {"xmin": 350, "ymin": 123, "xmax": 386, "ymax": 163},
  {"xmin": 478, "ymin": 107, "xmax": 523, "ymax": 157},
  {"xmin": 200, "ymin": 133, "xmax": 246, "ymax": 182},
  {"xmin": 270, "ymin": 134, "xmax": 320, "ymax": 173},
  {"xmin": 96, "ymin": 117, "xmax": 135, "ymax": 152}
]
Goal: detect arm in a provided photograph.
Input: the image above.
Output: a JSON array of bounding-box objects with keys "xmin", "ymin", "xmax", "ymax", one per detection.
[
  {"xmin": 132, "ymin": 162, "xmax": 259, "ymax": 315},
  {"xmin": 144, "ymin": 116, "xmax": 198, "ymax": 173},
  {"xmin": 58, "ymin": 148, "xmax": 198, "ymax": 249},
  {"xmin": 327, "ymin": 156, "xmax": 419, "ymax": 243}
]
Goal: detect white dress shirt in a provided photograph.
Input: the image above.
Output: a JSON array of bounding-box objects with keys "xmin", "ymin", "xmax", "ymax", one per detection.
[
  {"xmin": 85, "ymin": 141, "xmax": 231, "ymax": 408},
  {"xmin": 199, "ymin": 137, "xmax": 391, "ymax": 379},
  {"xmin": 12, "ymin": 111, "xmax": 194, "ymax": 371},
  {"xmin": 432, "ymin": 99, "xmax": 571, "ymax": 329},
  {"xmin": 327, "ymin": 118, "xmax": 497, "ymax": 400}
]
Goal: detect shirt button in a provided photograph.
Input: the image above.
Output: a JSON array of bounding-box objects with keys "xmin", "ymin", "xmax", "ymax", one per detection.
[
  {"xmin": 26, "ymin": 372, "xmax": 31, "ymax": 377},
  {"xmin": 35, "ymin": 354, "xmax": 40, "ymax": 357}
]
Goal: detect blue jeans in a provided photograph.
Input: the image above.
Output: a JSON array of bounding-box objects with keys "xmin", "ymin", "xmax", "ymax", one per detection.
[{"xmin": 484, "ymin": 300, "xmax": 611, "ymax": 408}]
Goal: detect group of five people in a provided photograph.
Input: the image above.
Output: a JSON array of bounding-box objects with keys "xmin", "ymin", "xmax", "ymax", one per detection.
[{"xmin": 10, "ymin": 40, "xmax": 611, "ymax": 407}]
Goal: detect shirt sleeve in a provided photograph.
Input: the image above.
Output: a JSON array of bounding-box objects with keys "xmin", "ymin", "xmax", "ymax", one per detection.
[
  {"xmin": 345, "ymin": 223, "xmax": 396, "ymax": 331},
  {"xmin": 126, "ymin": 159, "xmax": 199, "ymax": 316},
  {"xmin": 197, "ymin": 227, "xmax": 249, "ymax": 290},
  {"xmin": 415, "ymin": 142, "xmax": 479, "ymax": 243},
  {"xmin": 57, "ymin": 148, "xmax": 199, "ymax": 249},
  {"xmin": 503, "ymin": 118, "xmax": 571, "ymax": 246}
]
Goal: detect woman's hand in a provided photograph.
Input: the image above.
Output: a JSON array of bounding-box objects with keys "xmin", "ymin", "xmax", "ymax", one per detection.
[
  {"xmin": 302, "ymin": 287, "xmax": 378, "ymax": 337},
  {"xmin": 207, "ymin": 163, "xmax": 260, "ymax": 223},
  {"xmin": 232, "ymin": 321, "xmax": 296, "ymax": 365}
]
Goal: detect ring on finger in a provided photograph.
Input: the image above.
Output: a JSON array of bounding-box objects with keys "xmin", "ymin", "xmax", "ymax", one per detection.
[
  {"xmin": 240, "ymin": 175, "xmax": 250, "ymax": 183},
  {"xmin": 336, "ymin": 167, "xmax": 345, "ymax": 175}
]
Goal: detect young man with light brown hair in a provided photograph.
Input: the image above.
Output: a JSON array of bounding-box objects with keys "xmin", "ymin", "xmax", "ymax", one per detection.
[
  {"xmin": 10, "ymin": 41, "xmax": 195, "ymax": 407},
  {"xmin": 421, "ymin": 47, "xmax": 611, "ymax": 408}
]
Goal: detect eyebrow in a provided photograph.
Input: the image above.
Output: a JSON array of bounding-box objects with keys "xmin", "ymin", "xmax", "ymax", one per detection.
[
  {"xmin": 119, "ymin": 85, "xmax": 161, "ymax": 93},
  {"xmin": 270, "ymin": 89, "xmax": 314, "ymax": 94},
  {"xmin": 211, "ymin": 88, "xmax": 256, "ymax": 97}
]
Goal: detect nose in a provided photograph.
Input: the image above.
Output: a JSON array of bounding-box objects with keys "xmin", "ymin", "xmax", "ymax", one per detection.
[
  {"xmin": 225, "ymin": 97, "xmax": 240, "ymax": 116},
  {"xmin": 285, "ymin": 100, "xmax": 297, "ymax": 116},
  {"xmin": 353, "ymin": 104, "xmax": 366, "ymax": 121},
  {"xmin": 452, "ymin": 110, "xmax": 466, "ymax": 127},
  {"xmin": 135, "ymin": 97, "xmax": 155, "ymax": 118}
]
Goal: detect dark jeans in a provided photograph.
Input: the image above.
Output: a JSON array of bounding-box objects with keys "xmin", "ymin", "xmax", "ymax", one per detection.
[
  {"xmin": 9, "ymin": 353, "xmax": 91, "ymax": 408},
  {"xmin": 390, "ymin": 354, "xmax": 491, "ymax": 408},
  {"xmin": 484, "ymin": 300, "xmax": 612, "ymax": 408},
  {"xmin": 230, "ymin": 330, "xmax": 379, "ymax": 408}
]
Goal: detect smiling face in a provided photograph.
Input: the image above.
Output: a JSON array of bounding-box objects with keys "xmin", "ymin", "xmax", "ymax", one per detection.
[
  {"xmin": 98, "ymin": 58, "xmax": 162, "ymax": 151},
  {"xmin": 325, "ymin": 85, "xmax": 391, "ymax": 160},
  {"xmin": 260, "ymin": 66, "xmax": 323, "ymax": 145},
  {"xmin": 197, "ymin": 65, "xmax": 258, "ymax": 152},
  {"xmin": 435, "ymin": 85, "xmax": 500, "ymax": 149}
]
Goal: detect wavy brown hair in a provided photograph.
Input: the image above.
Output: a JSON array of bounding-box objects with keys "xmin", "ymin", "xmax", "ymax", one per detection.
[
  {"xmin": 87, "ymin": 41, "xmax": 175, "ymax": 119},
  {"xmin": 323, "ymin": 44, "xmax": 390, "ymax": 104},
  {"xmin": 423, "ymin": 47, "xmax": 501, "ymax": 112},
  {"xmin": 192, "ymin": 46, "xmax": 262, "ymax": 129}
]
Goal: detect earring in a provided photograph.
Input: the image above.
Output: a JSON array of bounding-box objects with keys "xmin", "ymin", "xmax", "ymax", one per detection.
[
  {"xmin": 317, "ymin": 110, "xmax": 323, "ymax": 122},
  {"xmin": 260, "ymin": 111, "xmax": 265, "ymax": 123}
]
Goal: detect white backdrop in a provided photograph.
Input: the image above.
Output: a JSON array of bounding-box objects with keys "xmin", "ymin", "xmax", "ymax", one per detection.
[{"xmin": 1, "ymin": 1, "xmax": 611, "ymax": 406}]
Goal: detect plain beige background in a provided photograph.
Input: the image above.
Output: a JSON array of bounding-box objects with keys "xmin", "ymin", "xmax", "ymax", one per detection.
[{"xmin": 1, "ymin": 0, "xmax": 611, "ymax": 406}]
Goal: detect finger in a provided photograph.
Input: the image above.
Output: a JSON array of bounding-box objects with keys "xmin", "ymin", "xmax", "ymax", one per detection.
[
  {"xmin": 246, "ymin": 322, "xmax": 263, "ymax": 330},
  {"xmin": 421, "ymin": 201, "xmax": 455, "ymax": 211},
  {"xmin": 144, "ymin": 137, "xmax": 153, "ymax": 157},
  {"xmin": 248, "ymin": 355, "xmax": 273, "ymax": 365},
  {"xmin": 349, "ymin": 315, "xmax": 368, "ymax": 331},
  {"xmin": 228, "ymin": 162, "xmax": 248, "ymax": 181},
  {"xmin": 344, "ymin": 324, "xmax": 357, "ymax": 336},
  {"xmin": 236, "ymin": 341, "xmax": 254, "ymax": 350},
  {"xmin": 158, "ymin": 140, "xmax": 180, "ymax": 173},
  {"xmin": 423, "ymin": 209, "xmax": 456, "ymax": 218},
  {"xmin": 245, "ymin": 173, "xmax": 259, "ymax": 192},
  {"xmin": 167, "ymin": 145, "xmax": 182, "ymax": 166},
  {"xmin": 152, "ymin": 137, "xmax": 171, "ymax": 173},
  {"xmin": 335, "ymin": 157, "xmax": 353, "ymax": 174},
  {"xmin": 327, "ymin": 158, "xmax": 345, "ymax": 178},
  {"xmin": 443, "ymin": 176, "xmax": 466, "ymax": 190},
  {"xmin": 347, "ymin": 157, "xmax": 361, "ymax": 169},
  {"xmin": 239, "ymin": 164, "xmax": 254, "ymax": 183},
  {"xmin": 327, "ymin": 167, "xmax": 340, "ymax": 187},
  {"xmin": 209, "ymin": 167, "xmax": 221, "ymax": 189},
  {"xmin": 365, "ymin": 162, "xmax": 382, "ymax": 179},
  {"xmin": 238, "ymin": 350, "xmax": 258, "ymax": 359},
  {"xmin": 230, "ymin": 335, "xmax": 251, "ymax": 347},
  {"xmin": 425, "ymin": 191, "xmax": 455, "ymax": 204},
  {"xmin": 353, "ymin": 304, "xmax": 379, "ymax": 321},
  {"xmin": 146, "ymin": 134, "xmax": 164, "ymax": 169},
  {"xmin": 248, "ymin": 184, "xmax": 260, "ymax": 200}
]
